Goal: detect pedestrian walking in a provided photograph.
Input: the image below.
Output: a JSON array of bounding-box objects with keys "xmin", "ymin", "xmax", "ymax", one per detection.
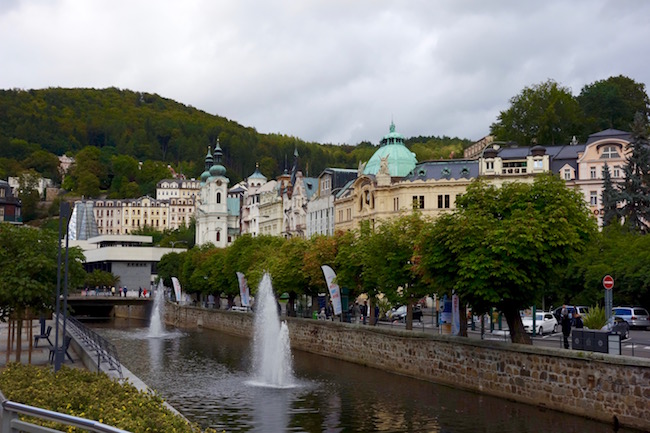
[{"xmin": 561, "ymin": 306, "xmax": 572, "ymax": 349}]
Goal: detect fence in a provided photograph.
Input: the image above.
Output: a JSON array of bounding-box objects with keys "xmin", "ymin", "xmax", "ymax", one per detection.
[
  {"xmin": 62, "ymin": 316, "xmax": 123, "ymax": 379},
  {"xmin": 0, "ymin": 390, "xmax": 130, "ymax": 433}
]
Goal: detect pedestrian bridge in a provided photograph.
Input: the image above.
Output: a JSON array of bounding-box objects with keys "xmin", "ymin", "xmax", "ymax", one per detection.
[{"xmin": 67, "ymin": 294, "xmax": 151, "ymax": 319}]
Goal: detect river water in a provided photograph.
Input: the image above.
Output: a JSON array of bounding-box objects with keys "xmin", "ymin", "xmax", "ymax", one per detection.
[{"xmin": 92, "ymin": 318, "xmax": 626, "ymax": 433}]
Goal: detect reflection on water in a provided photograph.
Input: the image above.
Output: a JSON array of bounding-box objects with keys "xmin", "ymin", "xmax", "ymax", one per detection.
[{"xmin": 91, "ymin": 319, "xmax": 627, "ymax": 433}]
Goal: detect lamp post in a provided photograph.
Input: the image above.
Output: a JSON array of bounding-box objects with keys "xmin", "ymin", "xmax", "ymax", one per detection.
[{"xmin": 170, "ymin": 240, "xmax": 187, "ymax": 252}]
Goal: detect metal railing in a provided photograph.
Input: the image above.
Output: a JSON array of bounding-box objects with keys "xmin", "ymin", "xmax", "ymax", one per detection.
[
  {"xmin": 62, "ymin": 316, "xmax": 123, "ymax": 379},
  {"xmin": 0, "ymin": 391, "xmax": 130, "ymax": 433}
]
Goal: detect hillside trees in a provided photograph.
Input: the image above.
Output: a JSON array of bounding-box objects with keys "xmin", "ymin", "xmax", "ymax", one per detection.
[{"xmin": 0, "ymin": 88, "xmax": 472, "ymax": 197}]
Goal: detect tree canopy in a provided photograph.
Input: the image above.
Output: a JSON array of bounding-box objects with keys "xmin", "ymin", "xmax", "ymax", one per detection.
[
  {"xmin": 415, "ymin": 174, "xmax": 597, "ymax": 343},
  {"xmin": 491, "ymin": 76, "xmax": 649, "ymax": 145}
]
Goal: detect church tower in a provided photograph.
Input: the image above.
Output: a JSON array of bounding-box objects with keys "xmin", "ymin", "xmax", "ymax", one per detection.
[{"xmin": 196, "ymin": 140, "xmax": 231, "ymax": 247}]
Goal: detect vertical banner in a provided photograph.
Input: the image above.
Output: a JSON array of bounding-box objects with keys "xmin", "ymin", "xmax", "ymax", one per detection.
[
  {"xmin": 321, "ymin": 265, "xmax": 343, "ymax": 315},
  {"xmin": 451, "ymin": 293, "xmax": 460, "ymax": 335},
  {"xmin": 236, "ymin": 272, "xmax": 251, "ymax": 307},
  {"xmin": 171, "ymin": 277, "xmax": 182, "ymax": 304}
]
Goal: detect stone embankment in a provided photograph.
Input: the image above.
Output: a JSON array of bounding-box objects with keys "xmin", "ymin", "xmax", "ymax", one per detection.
[{"xmin": 165, "ymin": 303, "xmax": 650, "ymax": 432}]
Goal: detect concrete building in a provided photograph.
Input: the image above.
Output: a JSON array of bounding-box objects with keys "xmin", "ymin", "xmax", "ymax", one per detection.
[{"xmin": 70, "ymin": 235, "xmax": 182, "ymax": 291}]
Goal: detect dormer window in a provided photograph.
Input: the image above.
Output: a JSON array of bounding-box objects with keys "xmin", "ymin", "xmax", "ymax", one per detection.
[
  {"xmin": 601, "ymin": 145, "xmax": 620, "ymax": 159},
  {"xmin": 460, "ymin": 167, "xmax": 470, "ymax": 177},
  {"xmin": 418, "ymin": 169, "xmax": 426, "ymax": 177},
  {"xmin": 442, "ymin": 168, "xmax": 451, "ymax": 178}
]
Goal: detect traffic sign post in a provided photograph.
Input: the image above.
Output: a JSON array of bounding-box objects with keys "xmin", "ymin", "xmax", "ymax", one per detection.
[{"xmin": 603, "ymin": 275, "xmax": 614, "ymax": 321}]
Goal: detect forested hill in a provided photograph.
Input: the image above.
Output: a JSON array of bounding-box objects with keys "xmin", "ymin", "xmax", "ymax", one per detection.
[{"xmin": 0, "ymin": 87, "xmax": 472, "ymax": 185}]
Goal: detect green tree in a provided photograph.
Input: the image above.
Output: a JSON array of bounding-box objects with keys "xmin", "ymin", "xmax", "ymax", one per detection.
[
  {"xmin": 601, "ymin": 162, "xmax": 620, "ymax": 227},
  {"xmin": 84, "ymin": 269, "xmax": 119, "ymax": 289},
  {"xmin": 156, "ymin": 252, "xmax": 185, "ymax": 291},
  {"xmin": 16, "ymin": 170, "xmax": 42, "ymax": 222},
  {"xmin": 490, "ymin": 79, "xmax": 583, "ymax": 145},
  {"xmin": 578, "ymin": 75, "xmax": 650, "ymax": 133},
  {"xmin": 417, "ymin": 174, "xmax": 597, "ymax": 344},
  {"xmin": 619, "ymin": 112, "xmax": 650, "ymax": 233},
  {"xmin": 23, "ymin": 149, "xmax": 61, "ymax": 184},
  {"xmin": 573, "ymin": 226, "xmax": 650, "ymax": 308},
  {"xmin": 362, "ymin": 214, "xmax": 430, "ymax": 330},
  {"xmin": 0, "ymin": 224, "xmax": 85, "ymax": 359}
]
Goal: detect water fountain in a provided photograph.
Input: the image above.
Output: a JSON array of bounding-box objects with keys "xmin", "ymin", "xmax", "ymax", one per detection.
[
  {"xmin": 148, "ymin": 280, "xmax": 166, "ymax": 338},
  {"xmin": 251, "ymin": 273, "xmax": 294, "ymax": 388}
]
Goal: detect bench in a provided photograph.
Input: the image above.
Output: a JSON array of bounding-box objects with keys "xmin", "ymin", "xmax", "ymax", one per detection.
[
  {"xmin": 34, "ymin": 325, "xmax": 53, "ymax": 348},
  {"xmin": 49, "ymin": 335, "xmax": 74, "ymax": 364}
]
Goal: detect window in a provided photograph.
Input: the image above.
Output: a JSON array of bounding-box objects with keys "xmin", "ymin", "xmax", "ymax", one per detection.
[
  {"xmin": 601, "ymin": 145, "xmax": 620, "ymax": 159},
  {"xmin": 590, "ymin": 191, "xmax": 598, "ymax": 206},
  {"xmin": 563, "ymin": 169, "xmax": 571, "ymax": 180},
  {"xmin": 412, "ymin": 195, "xmax": 424, "ymax": 209},
  {"xmin": 216, "ymin": 231, "xmax": 221, "ymax": 242},
  {"xmin": 438, "ymin": 194, "xmax": 450, "ymax": 209},
  {"xmin": 613, "ymin": 167, "xmax": 620, "ymax": 178},
  {"xmin": 217, "ymin": 192, "xmax": 222, "ymax": 204},
  {"xmin": 533, "ymin": 159, "xmax": 543, "ymax": 169},
  {"xmin": 486, "ymin": 161, "xmax": 494, "ymax": 171},
  {"xmin": 590, "ymin": 167, "xmax": 597, "ymax": 179},
  {"xmin": 393, "ymin": 197, "xmax": 399, "ymax": 211}
]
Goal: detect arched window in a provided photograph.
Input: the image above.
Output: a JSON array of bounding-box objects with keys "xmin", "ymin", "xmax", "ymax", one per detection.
[
  {"xmin": 217, "ymin": 192, "xmax": 222, "ymax": 204},
  {"xmin": 216, "ymin": 231, "xmax": 221, "ymax": 242}
]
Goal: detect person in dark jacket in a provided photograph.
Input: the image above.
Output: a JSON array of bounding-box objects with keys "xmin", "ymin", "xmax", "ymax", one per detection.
[
  {"xmin": 573, "ymin": 307, "xmax": 584, "ymax": 329},
  {"xmin": 561, "ymin": 306, "xmax": 572, "ymax": 349}
]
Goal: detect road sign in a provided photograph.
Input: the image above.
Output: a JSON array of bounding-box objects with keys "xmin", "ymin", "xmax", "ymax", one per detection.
[{"xmin": 603, "ymin": 275, "xmax": 614, "ymax": 290}]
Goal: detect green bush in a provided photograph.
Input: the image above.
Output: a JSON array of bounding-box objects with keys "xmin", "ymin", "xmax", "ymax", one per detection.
[
  {"xmin": 583, "ymin": 304, "xmax": 607, "ymax": 330},
  {"xmin": 0, "ymin": 363, "xmax": 217, "ymax": 433}
]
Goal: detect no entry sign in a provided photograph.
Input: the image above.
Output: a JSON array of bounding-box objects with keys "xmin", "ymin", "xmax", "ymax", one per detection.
[{"xmin": 603, "ymin": 275, "xmax": 614, "ymax": 290}]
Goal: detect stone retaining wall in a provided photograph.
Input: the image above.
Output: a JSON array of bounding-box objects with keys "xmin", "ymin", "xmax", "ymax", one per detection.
[
  {"xmin": 165, "ymin": 303, "xmax": 650, "ymax": 431},
  {"xmin": 113, "ymin": 304, "xmax": 150, "ymax": 320}
]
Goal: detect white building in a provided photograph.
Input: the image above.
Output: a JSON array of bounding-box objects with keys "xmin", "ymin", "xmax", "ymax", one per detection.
[
  {"xmin": 195, "ymin": 143, "xmax": 240, "ymax": 247},
  {"xmin": 307, "ymin": 168, "xmax": 357, "ymax": 237}
]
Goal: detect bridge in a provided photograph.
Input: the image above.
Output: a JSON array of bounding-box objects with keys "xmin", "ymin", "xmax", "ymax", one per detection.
[{"xmin": 66, "ymin": 295, "xmax": 152, "ymax": 319}]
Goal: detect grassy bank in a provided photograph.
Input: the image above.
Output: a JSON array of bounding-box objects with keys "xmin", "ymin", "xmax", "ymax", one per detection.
[{"xmin": 0, "ymin": 363, "xmax": 218, "ymax": 432}]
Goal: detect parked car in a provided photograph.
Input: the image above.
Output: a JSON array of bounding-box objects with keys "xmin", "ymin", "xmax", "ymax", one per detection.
[
  {"xmin": 601, "ymin": 316, "xmax": 630, "ymax": 339},
  {"xmin": 387, "ymin": 305, "xmax": 423, "ymax": 322},
  {"xmin": 611, "ymin": 306, "xmax": 650, "ymax": 330},
  {"xmin": 552, "ymin": 306, "xmax": 590, "ymax": 323},
  {"xmin": 522, "ymin": 312, "xmax": 558, "ymax": 335}
]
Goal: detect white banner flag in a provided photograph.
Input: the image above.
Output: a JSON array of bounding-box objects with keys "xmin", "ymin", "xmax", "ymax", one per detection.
[
  {"xmin": 171, "ymin": 277, "xmax": 182, "ymax": 304},
  {"xmin": 321, "ymin": 265, "xmax": 343, "ymax": 315},
  {"xmin": 452, "ymin": 293, "xmax": 460, "ymax": 335},
  {"xmin": 236, "ymin": 272, "xmax": 250, "ymax": 307}
]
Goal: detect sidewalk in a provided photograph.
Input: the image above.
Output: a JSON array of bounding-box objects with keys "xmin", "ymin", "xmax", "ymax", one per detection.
[{"xmin": 0, "ymin": 320, "xmax": 80, "ymax": 368}]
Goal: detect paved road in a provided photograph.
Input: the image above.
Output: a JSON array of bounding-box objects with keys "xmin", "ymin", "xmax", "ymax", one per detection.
[{"xmin": 373, "ymin": 311, "xmax": 650, "ymax": 359}]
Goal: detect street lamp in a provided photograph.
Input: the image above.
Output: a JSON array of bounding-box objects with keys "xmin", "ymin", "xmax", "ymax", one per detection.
[{"xmin": 170, "ymin": 240, "xmax": 187, "ymax": 252}]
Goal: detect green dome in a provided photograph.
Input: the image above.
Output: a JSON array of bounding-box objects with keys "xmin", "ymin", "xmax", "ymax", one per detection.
[
  {"xmin": 209, "ymin": 140, "xmax": 227, "ymax": 177},
  {"xmin": 363, "ymin": 122, "xmax": 417, "ymax": 177}
]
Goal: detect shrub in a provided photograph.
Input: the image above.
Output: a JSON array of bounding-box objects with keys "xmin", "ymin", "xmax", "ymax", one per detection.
[
  {"xmin": 0, "ymin": 363, "xmax": 217, "ymax": 433},
  {"xmin": 583, "ymin": 304, "xmax": 607, "ymax": 330}
]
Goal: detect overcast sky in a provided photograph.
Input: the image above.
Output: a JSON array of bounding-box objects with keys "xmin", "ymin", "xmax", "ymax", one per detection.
[{"xmin": 1, "ymin": 1, "xmax": 649, "ymax": 145}]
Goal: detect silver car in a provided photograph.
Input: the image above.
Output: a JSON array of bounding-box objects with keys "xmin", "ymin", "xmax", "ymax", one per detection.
[{"xmin": 612, "ymin": 306, "xmax": 650, "ymax": 330}]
